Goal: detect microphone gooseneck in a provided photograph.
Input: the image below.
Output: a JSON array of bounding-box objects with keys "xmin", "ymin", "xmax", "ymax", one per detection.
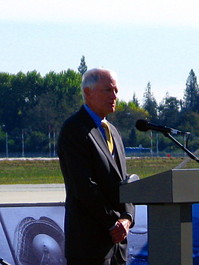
[
  {"xmin": 135, "ymin": 119, "xmax": 190, "ymax": 135},
  {"xmin": 135, "ymin": 119, "xmax": 199, "ymax": 163}
]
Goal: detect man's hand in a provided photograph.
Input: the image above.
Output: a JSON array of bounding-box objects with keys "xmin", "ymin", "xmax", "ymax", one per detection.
[{"xmin": 109, "ymin": 219, "xmax": 131, "ymax": 243}]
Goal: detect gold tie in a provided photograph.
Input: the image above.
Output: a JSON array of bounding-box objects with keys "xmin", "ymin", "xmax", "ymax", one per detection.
[{"xmin": 101, "ymin": 120, "xmax": 114, "ymax": 153}]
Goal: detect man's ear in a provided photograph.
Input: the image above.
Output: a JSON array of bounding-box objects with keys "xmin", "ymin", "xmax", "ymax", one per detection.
[{"xmin": 84, "ymin": 87, "xmax": 91, "ymax": 97}]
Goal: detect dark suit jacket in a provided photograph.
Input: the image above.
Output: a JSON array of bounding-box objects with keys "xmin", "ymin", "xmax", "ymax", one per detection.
[{"xmin": 57, "ymin": 105, "xmax": 135, "ymax": 261}]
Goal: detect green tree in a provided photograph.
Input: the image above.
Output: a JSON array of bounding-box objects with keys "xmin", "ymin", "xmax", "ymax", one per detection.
[
  {"xmin": 158, "ymin": 94, "xmax": 181, "ymax": 127},
  {"xmin": 131, "ymin": 93, "xmax": 139, "ymax": 107},
  {"xmin": 143, "ymin": 82, "xmax": 158, "ymax": 122},
  {"xmin": 109, "ymin": 100, "xmax": 148, "ymax": 146},
  {"xmin": 2, "ymin": 72, "xmax": 27, "ymax": 132},
  {"xmin": 21, "ymin": 71, "xmax": 43, "ymax": 129},
  {"xmin": 183, "ymin": 69, "xmax": 198, "ymax": 112},
  {"xmin": 0, "ymin": 72, "xmax": 13, "ymax": 128},
  {"xmin": 78, "ymin": 56, "xmax": 88, "ymax": 75},
  {"xmin": 27, "ymin": 69, "xmax": 82, "ymax": 134}
]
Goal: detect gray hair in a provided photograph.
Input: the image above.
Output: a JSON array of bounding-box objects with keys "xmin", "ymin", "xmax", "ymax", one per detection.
[
  {"xmin": 82, "ymin": 68, "xmax": 101, "ymax": 90},
  {"xmin": 81, "ymin": 68, "xmax": 117, "ymax": 99}
]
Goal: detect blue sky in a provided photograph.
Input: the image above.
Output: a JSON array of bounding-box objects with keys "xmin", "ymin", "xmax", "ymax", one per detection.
[{"xmin": 1, "ymin": 0, "xmax": 199, "ymax": 104}]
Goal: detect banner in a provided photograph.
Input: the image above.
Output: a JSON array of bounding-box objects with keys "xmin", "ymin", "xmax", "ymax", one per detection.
[{"xmin": 0, "ymin": 203, "xmax": 66, "ymax": 265}]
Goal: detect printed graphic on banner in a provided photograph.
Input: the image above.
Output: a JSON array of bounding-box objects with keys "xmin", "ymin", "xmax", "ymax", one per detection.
[{"xmin": 0, "ymin": 205, "xmax": 66, "ymax": 265}]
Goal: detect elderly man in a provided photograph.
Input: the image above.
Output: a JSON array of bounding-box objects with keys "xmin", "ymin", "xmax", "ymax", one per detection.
[{"xmin": 57, "ymin": 68, "xmax": 135, "ymax": 265}]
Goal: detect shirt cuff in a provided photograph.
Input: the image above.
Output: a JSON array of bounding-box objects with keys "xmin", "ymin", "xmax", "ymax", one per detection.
[{"xmin": 120, "ymin": 212, "xmax": 133, "ymax": 223}]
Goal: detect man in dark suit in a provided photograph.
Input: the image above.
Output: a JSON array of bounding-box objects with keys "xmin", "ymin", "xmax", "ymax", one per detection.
[{"xmin": 57, "ymin": 68, "xmax": 135, "ymax": 265}]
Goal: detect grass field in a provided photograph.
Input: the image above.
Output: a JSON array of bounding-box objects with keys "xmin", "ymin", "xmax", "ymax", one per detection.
[
  {"xmin": 0, "ymin": 159, "xmax": 62, "ymax": 184},
  {"xmin": 0, "ymin": 157, "xmax": 199, "ymax": 184},
  {"xmin": 127, "ymin": 156, "xmax": 199, "ymax": 177}
]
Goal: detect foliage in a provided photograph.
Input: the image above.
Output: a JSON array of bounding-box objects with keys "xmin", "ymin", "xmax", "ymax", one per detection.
[
  {"xmin": 109, "ymin": 100, "xmax": 148, "ymax": 146},
  {"xmin": 183, "ymin": 69, "xmax": 199, "ymax": 112},
  {"xmin": 78, "ymin": 55, "xmax": 88, "ymax": 75},
  {"xmin": 1, "ymin": 66, "xmax": 199, "ymax": 155},
  {"xmin": 158, "ymin": 94, "xmax": 181, "ymax": 127},
  {"xmin": 143, "ymin": 82, "xmax": 158, "ymax": 122},
  {"xmin": 0, "ymin": 69, "xmax": 82, "ymax": 154}
]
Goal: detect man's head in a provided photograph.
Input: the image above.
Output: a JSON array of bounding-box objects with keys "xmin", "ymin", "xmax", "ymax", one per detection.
[{"xmin": 82, "ymin": 68, "xmax": 118, "ymax": 118}]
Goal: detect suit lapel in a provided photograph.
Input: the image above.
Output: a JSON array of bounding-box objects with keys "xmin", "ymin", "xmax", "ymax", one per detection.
[
  {"xmin": 111, "ymin": 126, "xmax": 126, "ymax": 178},
  {"xmin": 78, "ymin": 106, "xmax": 124, "ymax": 180},
  {"xmin": 89, "ymin": 127, "xmax": 123, "ymax": 180}
]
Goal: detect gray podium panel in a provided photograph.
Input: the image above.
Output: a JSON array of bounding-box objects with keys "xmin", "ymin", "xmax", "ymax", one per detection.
[
  {"xmin": 120, "ymin": 169, "xmax": 199, "ymax": 265},
  {"xmin": 120, "ymin": 169, "xmax": 199, "ymax": 204}
]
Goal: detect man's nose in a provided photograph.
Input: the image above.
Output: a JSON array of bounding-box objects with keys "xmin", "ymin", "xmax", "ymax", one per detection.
[{"xmin": 111, "ymin": 90, "xmax": 117, "ymax": 99}]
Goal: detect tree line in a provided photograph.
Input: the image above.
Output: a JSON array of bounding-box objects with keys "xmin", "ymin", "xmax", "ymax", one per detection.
[{"xmin": 0, "ymin": 60, "xmax": 199, "ymax": 156}]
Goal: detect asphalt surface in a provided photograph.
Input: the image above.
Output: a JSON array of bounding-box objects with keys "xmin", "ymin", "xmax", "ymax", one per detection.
[{"xmin": 0, "ymin": 184, "xmax": 66, "ymax": 204}]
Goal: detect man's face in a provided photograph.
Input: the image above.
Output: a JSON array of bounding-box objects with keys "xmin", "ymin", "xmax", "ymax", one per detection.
[{"xmin": 85, "ymin": 72, "xmax": 118, "ymax": 118}]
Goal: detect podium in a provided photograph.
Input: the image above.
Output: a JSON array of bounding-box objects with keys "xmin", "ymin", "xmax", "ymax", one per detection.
[{"xmin": 120, "ymin": 169, "xmax": 199, "ymax": 265}]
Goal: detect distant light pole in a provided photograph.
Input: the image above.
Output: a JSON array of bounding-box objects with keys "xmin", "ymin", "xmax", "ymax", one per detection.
[
  {"xmin": 156, "ymin": 133, "xmax": 159, "ymax": 157},
  {"xmin": 2, "ymin": 125, "xmax": 8, "ymax": 158},
  {"xmin": 5, "ymin": 132, "xmax": 8, "ymax": 158},
  {"xmin": 48, "ymin": 131, "xmax": 51, "ymax": 157},
  {"xmin": 150, "ymin": 131, "xmax": 153, "ymax": 156},
  {"xmin": 53, "ymin": 131, "xmax": 56, "ymax": 157},
  {"xmin": 22, "ymin": 129, "xmax": 25, "ymax": 157}
]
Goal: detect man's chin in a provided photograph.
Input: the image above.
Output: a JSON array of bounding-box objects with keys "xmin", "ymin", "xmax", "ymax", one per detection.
[
  {"xmin": 109, "ymin": 107, "xmax": 116, "ymax": 114},
  {"xmin": 105, "ymin": 105, "xmax": 116, "ymax": 116}
]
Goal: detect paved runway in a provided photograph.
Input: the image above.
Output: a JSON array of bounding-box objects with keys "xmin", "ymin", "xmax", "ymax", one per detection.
[{"xmin": 0, "ymin": 184, "xmax": 66, "ymax": 204}]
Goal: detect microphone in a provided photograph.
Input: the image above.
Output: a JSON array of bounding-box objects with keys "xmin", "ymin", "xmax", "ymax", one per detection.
[{"xmin": 135, "ymin": 119, "xmax": 190, "ymax": 135}]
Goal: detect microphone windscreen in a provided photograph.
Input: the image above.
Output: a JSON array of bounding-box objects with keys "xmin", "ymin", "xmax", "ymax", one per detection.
[{"xmin": 135, "ymin": 119, "xmax": 149, "ymax": 131}]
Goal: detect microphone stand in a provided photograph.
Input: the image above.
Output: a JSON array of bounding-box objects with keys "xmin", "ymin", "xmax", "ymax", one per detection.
[{"xmin": 164, "ymin": 132, "xmax": 199, "ymax": 163}]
